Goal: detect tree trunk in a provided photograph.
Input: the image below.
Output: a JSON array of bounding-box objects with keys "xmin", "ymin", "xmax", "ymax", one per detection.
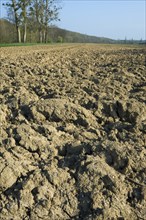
[
  {"xmin": 39, "ymin": 30, "xmax": 42, "ymax": 43},
  {"xmin": 23, "ymin": 23, "xmax": 27, "ymax": 43},
  {"xmin": 45, "ymin": 0, "xmax": 49, "ymax": 43},
  {"xmin": 45, "ymin": 28, "xmax": 48, "ymax": 43},
  {"xmin": 43, "ymin": 30, "xmax": 46, "ymax": 43},
  {"xmin": 30, "ymin": 30, "xmax": 32, "ymax": 43},
  {"xmin": 22, "ymin": 4, "xmax": 27, "ymax": 43},
  {"xmin": 12, "ymin": 0, "xmax": 21, "ymax": 43},
  {"xmin": 16, "ymin": 25, "xmax": 21, "ymax": 43}
]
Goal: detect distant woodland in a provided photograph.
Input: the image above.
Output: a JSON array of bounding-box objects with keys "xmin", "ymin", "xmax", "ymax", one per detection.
[
  {"xmin": 0, "ymin": 0, "xmax": 145, "ymax": 44},
  {"xmin": 2, "ymin": 0, "xmax": 106, "ymax": 44},
  {"xmin": 0, "ymin": 18, "xmax": 115, "ymax": 44}
]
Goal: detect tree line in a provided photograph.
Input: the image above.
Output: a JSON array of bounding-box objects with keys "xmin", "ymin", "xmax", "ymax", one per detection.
[
  {"xmin": 4, "ymin": 0, "xmax": 61, "ymax": 43},
  {"xmin": 1, "ymin": 18, "xmax": 119, "ymax": 44}
]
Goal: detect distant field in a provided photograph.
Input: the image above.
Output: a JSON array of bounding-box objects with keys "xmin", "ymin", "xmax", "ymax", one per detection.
[
  {"xmin": 1, "ymin": 44, "xmax": 146, "ymax": 220},
  {"xmin": 0, "ymin": 42, "xmax": 57, "ymax": 47},
  {"xmin": 0, "ymin": 42, "xmax": 145, "ymax": 47}
]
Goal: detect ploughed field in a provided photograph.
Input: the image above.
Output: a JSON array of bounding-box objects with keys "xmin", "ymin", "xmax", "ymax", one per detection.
[{"xmin": 0, "ymin": 44, "xmax": 146, "ymax": 220}]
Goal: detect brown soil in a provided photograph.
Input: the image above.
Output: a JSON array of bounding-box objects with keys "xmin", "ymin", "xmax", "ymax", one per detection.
[{"xmin": 0, "ymin": 44, "xmax": 146, "ymax": 220}]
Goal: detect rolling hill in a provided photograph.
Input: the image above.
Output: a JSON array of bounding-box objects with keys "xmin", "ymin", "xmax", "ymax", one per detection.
[
  {"xmin": 0, "ymin": 19, "xmax": 145, "ymax": 44},
  {"xmin": 0, "ymin": 19, "xmax": 114, "ymax": 44}
]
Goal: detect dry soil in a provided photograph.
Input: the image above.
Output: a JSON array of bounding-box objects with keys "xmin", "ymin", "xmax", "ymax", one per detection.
[{"xmin": 0, "ymin": 44, "xmax": 146, "ymax": 220}]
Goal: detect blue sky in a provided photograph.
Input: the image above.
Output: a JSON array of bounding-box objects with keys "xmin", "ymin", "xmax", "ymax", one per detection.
[{"xmin": 0, "ymin": 0, "xmax": 145, "ymax": 40}]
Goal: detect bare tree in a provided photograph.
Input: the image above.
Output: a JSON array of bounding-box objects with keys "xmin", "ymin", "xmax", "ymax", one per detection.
[
  {"xmin": 4, "ymin": 0, "xmax": 30, "ymax": 43},
  {"xmin": 4, "ymin": 0, "xmax": 22, "ymax": 42},
  {"xmin": 21, "ymin": 0, "xmax": 31, "ymax": 42},
  {"xmin": 29, "ymin": 0, "xmax": 61, "ymax": 43},
  {"xmin": 4, "ymin": 0, "xmax": 61, "ymax": 43},
  {"xmin": 44, "ymin": 0, "xmax": 60, "ymax": 42}
]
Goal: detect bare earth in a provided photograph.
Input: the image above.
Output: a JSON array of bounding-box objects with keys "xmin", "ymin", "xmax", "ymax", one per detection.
[{"xmin": 0, "ymin": 44, "xmax": 146, "ymax": 220}]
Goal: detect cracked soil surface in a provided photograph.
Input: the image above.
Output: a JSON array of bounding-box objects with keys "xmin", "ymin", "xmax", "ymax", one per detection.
[{"xmin": 0, "ymin": 44, "xmax": 146, "ymax": 219}]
